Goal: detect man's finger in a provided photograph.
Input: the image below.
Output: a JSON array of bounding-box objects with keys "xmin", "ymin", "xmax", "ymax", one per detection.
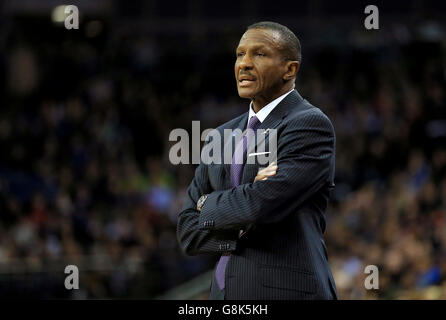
[
  {"xmin": 263, "ymin": 168, "xmax": 277, "ymax": 174},
  {"xmin": 260, "ymin": 165, "xmax": 277, "ymax": 172}
]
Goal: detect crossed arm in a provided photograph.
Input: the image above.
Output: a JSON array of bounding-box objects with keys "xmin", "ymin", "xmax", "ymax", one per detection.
[{"xmin": 176, "ymin": 110, "xmax": 335, "ymax": 255}]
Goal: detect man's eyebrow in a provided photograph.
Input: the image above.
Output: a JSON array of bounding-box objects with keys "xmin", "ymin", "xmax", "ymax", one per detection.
[
  {"xmin": 251, "ymin": 44, "xmax": 268, "ymax": 50},
  {"xmin": 236, "ymin": 44, "xmax": 269, "ymax": 51}
]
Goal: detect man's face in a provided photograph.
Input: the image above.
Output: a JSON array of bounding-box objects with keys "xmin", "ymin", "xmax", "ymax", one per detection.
[{"xmin": 235, "ymin": 28, "xmax": 288, "ymax": 101}]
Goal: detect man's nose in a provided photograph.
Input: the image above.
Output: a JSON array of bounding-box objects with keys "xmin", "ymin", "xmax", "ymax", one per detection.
[{"xmin": 239, "ymin": 54, "xmax": 253, "ymax": 69}]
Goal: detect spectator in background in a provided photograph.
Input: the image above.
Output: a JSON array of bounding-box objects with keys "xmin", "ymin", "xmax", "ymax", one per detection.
[{"xmin": 0, "ymin": 17, "xmax": 445, "ymax": 299}]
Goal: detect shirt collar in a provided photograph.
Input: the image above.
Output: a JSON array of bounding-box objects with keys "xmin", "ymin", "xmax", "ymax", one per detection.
[{"xmin": 248, "ymin": 89, "xmax": 294, "ymax": 124}]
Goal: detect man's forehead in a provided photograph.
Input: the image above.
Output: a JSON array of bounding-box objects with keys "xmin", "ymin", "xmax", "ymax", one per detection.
[{"xmin": 238, "ymin": 28, "xmax": 283, "ymax": 47}]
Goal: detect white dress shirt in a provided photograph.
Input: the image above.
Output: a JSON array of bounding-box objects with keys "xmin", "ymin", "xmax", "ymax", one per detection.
[{"xmin": 247, "ymin": 89, "xmax": 294, "ymax": 126}]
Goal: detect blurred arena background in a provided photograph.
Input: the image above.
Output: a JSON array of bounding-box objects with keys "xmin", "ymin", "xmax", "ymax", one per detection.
[{"xmin": 0, "ymin": 0, "xmax": 445, "ymax": 299}]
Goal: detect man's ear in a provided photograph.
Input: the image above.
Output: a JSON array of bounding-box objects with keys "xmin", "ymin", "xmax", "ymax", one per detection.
[{"xmin": 283, "ymin": 61, "xmax": 300, "ymax": 81}]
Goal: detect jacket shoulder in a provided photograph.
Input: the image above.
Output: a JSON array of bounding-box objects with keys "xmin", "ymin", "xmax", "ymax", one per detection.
[{"xmin": 287, "ymin": 100, "xmax": 335, "ymax": 136}]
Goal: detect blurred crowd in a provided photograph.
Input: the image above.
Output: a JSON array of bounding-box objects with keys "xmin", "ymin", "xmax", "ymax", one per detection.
[
  {"xmin": 318, "ymin": 51, "xmax": 446, "ymax": 299},
  {"xmin": 0, "ymin": 16, "xmax": 446, "ymax": 299}
]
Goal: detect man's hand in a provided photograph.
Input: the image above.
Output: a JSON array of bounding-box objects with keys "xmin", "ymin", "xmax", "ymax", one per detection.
[{"xmin": 254, "ymin": 162, "xmax": 278, "ymax": 182}]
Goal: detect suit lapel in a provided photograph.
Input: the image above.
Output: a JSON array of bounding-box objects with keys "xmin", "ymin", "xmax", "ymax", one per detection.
[{"xmin": 241, "ymin": 90, "xmax": 304, "ymax": 184}]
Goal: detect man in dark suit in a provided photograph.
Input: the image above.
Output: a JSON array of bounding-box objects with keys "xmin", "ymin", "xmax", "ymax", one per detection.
[{"xmin": 177, "ymin": 21, "xmax": 338, "ymax": 300}]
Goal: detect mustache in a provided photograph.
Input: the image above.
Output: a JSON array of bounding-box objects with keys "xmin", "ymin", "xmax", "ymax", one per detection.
[{"xmin": 238, "ymin": 72, "xmax": 257, "ymax": 79}]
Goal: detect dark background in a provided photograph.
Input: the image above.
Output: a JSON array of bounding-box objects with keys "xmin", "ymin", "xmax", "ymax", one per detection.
[{"xmin": 0, "ymin": 0, "xmax": 445, "ymax": 299}]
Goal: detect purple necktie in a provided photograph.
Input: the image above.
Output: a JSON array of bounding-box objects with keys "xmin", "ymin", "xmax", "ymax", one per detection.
[{"xmin": 215, "ymin": 115, "xmax": 261, "ymax": 290}]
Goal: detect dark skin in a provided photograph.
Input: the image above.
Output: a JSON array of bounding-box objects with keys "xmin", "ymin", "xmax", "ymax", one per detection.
[{"xmin": 235, "ymin": 28, "xmax": 300, "ymax": 113}]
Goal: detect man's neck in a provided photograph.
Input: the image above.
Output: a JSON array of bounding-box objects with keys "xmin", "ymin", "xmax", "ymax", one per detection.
[{"xmin": 251, "ymin": 85, "xmax": 294, "ymax": 113}]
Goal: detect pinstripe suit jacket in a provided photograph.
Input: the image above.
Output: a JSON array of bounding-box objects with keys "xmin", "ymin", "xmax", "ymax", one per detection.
[{"xmin": 177, "ymin": 90, "xmax": 338, "ymax": 299}]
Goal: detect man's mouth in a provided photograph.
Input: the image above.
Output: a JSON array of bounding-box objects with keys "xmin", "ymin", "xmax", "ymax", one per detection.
[{"xmin": 238, "ymin": 76, "xmax": 256, "ymax": 87}]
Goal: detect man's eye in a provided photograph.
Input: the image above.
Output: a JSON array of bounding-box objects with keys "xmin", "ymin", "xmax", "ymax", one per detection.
[
  {"xmin": 237, "ymin": 52, "xmax": 244, "ymax": 57},
  {"xmin": 256, "ymin": 53, "xmax": 265, "ymax": 57}
]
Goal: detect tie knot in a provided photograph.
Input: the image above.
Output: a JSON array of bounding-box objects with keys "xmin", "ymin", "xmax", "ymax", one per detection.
[{"xmin": 247, "ymin": 116, "xmax": 260, "ymax": 130}]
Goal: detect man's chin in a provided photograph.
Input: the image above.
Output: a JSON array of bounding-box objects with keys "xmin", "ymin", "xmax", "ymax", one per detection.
[{"xmin": 237, "ymin": 88, "xmax": 256, "ymax": 99}]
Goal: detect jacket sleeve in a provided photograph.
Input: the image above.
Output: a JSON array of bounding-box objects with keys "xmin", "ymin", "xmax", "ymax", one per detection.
[
  {"xmin": 198, "ymin": 110, "xmax": 335, "ymax": 231},
  {"xmin": 176, "ymin": 141, "xmax": 239, "ymax": 256}
]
